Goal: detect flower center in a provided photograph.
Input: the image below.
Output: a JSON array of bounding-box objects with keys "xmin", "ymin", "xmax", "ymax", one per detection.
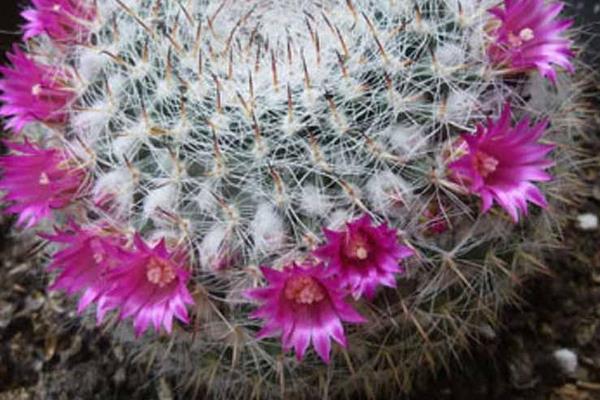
[
  {"xmin": 39, "ymin": 172, "xmax": 50, "ymax": 185},
  {"xmin": 146, "ymin": 257, "xmax": 176, "ymax": 288},
  {"xmin": 355, "ymin": 246, "xmax": 368, "ymax": 260},
  {"xmin": 31, "ymin": 84, "xmax": 42, "ymax": 96},
  {"xmin": 508, "ymin": 28, "xmax": 535, "ymax": 47},
  {"xmin": 89, "ymin": 238, "xmax": 106, "ymax": 264},
  {"xmin": 344, "ymin": 233, "xmax": 371, "ymax": 261},
  {"xmin": 284, "ymin": 276, "xmax": 325, "ymax": 305},
  {"xmin": 519, "ymin": 28, "xmax": 535, "ymax": 42},
  {"xmin": 52, "ymin": 4, "xmax": 61, "ymax": 12},
  {"xmin": 473, "ymin": 151, "xmax": 499, "ymax": 178}
]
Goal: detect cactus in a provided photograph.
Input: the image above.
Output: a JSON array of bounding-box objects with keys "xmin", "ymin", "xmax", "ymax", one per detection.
[{"xmin": 0, "ymin": 0, "xmax": 591, "ymax": 398}]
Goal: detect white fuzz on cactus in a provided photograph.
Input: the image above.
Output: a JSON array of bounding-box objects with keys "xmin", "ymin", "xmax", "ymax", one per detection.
[{"xmin": 0, "ymin": 0, "xmax": 591, "ymax": 398}]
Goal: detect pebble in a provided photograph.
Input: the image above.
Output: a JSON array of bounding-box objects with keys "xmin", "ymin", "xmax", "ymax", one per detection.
[
  {"xmin": 576, "ymin": 213, "xmax": 598, "ymax": 231},
  {"xmin": 553, "ymin": 348, "xmax": 578, "ymax": 375}
]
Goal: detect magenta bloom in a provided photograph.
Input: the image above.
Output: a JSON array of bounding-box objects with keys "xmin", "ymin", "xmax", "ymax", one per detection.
[
  {"xmin": 101, "ymin": 235, "xmax": 194, "ymax": 336},
  {"xmin": 45, "ymin": 228, "xmax": 193, "ymax": 336},
  {"xmin": 314, "ymin": 215, "xmax": 413, "ymax": 299},
  {"xmin": 0, "ymin": 140, "xmax": 86, "ymax": 227},
  {"xmin": 245, "ymin": 263, "xmax": 365, "ymax": 363},
  {"xmin": 448, "ymin": 105, "xmax": 554, "ymax": 223},
  {"xmin": 22, "ymin": 0, "xmax": 95, "ymax": 43},
  {"xmin": 488, "ymin": 0, "xmax": 574, "ymax": 82},
  {"xmin": 0, "ymin": 46, "xmax": 74, "ymax": 132},
  {"xmin": 44, "ymin": 224, "xmax": 124, "ymax": 319}
]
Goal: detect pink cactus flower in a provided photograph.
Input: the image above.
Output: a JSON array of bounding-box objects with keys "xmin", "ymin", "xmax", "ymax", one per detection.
[
  {"xmin": 448, "ymin": 105, "xmax": 554, "ymax": 223},
  {"xmin": 100, "ymin": 235, "xmax": 194, "ymax": 336},
  {"xmin": 0, "ymin": 140, "xmax": 86, "ymax": 228},
  {"xmin": 488, "ymin": 0, "xmax": 574, "ymax": 82},
  {"xmin": 314, "ymin": 215, "xmax": 414, "ymax": 299},
  {"xmin": 44, "ymin": 224, "xmax": 124, "ymax": 320},
  {"xmin": 245, "ymin": 263, "xmax": 365, "ymax": 363},
  {"xmin": 0, "ymin": 46, "xmax": 74, "ymax": 133},
  {"xmin": 22, "ymin": 0, "xmax": 96, "ymax": 43}
]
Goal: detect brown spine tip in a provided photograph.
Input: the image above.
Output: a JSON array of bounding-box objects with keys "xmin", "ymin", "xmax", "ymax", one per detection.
[
  {"xmin": 362, "ymin": 12, "xmax": 389, "ymax": 64},
  {"xmin": 287, "ymin": 84, "xmax": 294, "ymax": 122},
  {"xmin": 271, "ymin": 50, "xmax": 279, "ymax": 92},
  {"xmin": 212, "ymin": 74, "xmax": 222, "ymax": 114}
]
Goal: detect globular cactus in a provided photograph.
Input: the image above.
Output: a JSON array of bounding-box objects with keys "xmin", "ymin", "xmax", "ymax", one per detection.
[{"xmin": 0, "ymin": 0, "xmax": 592, "ymax": 398}]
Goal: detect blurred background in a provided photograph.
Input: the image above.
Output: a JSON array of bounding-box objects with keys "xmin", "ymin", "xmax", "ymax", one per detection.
[{"xmin": 0, "ymin": 1, "xmax": 598, "ymax": 399}]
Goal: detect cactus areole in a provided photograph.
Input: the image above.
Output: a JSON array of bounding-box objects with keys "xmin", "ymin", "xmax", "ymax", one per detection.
[{"xmin": 0, "ymin": 0, "xmax": 586, "ymax": 397}]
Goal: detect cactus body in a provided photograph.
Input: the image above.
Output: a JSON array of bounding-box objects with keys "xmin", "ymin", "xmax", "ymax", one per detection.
[{"xmin": 0, "ymin": 0, "xmax": 590, "ymax": 398}]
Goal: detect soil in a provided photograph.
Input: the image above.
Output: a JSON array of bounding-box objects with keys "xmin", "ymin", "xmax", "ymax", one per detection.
[{"xmin": 0, "ymin": 1, "xmax": 599, "ymax": 399}]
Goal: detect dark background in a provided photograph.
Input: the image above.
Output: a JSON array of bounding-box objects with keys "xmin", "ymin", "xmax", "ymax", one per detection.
[{"xmin": 0, "ymin": 2, "xmax": 21, "ymax": 63}]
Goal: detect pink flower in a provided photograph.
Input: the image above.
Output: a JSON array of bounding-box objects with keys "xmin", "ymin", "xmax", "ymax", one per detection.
[
  {"xmin": 448, "ymin": 105, "xmax": 554, "ymax": 223},
  {"xmin": 101, "ymin": 235, "xmax": 194, "ymax": 336},
  {"xmin": 245, "ymin": 263, "xmax": 365, "ymax": 363},
  {"xmin": 0, "ymin": 46, "xmax": 74, "ymax": 132},
  {"xmin": 44, "ymin": 224, "xmax": 124, "ymax": 320},
  {"xmin": 21, "ymin": 0, "xmax": 96, "ymax": 43},
  {"xmin": 0, "ymin": 140, "xmax": 86, "ymax": 227},
  {"xmin": 314, "ymin": 215, "xmax": 413, "ymax": 299},
  {"xmin": 488, "ymin": 0, "xmax": 574, "ymax": 82},
  {"xmin": 44, "ymin": 227, "xmax": 194, "ymax": 336}
]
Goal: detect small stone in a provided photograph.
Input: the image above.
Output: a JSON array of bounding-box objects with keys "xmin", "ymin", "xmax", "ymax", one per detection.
[
  {"xmin": 32, "ymin": 359, "xmax": 44, "ymax": 372},
  {"xmin": 553, "ymin": 348, "xmax": 578, "ymax": 375},
  {"xmin": 576, "ymin": 213, "xmax": 598, "ymax": 231}
]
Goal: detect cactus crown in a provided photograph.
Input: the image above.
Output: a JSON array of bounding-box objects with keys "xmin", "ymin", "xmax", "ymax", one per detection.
[{"xmin": 77, "ymin": 0, "xmax": 502, "ymax": 261}]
